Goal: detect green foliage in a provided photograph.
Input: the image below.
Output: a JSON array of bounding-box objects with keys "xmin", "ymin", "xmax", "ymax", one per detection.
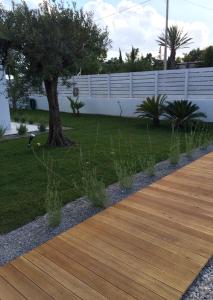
[
  {"xmin": 0, "ymin": 125, "xmax": 6, "ymax": 138},
  {"xmin": 0, "ymin": 1, "xmax": 110, "ymax": 84},
  {"xmin": 164, "ymin": 100, "xmax": 206, "ymax": 128},
  {"xmin": 169, "ymin": 128, "xmax": 180, "ymax": 165},
  {"xmin": 203, "ymin": 46, "xmax": 213, "ymax": 67},
  {"xmin": 114, "ymin": 160, "xmax": 134, "ymax": 190},
  {"xmin": 126, "ymin": 46, "xmax": 139, "ymax": 63},
  {"xmin": 0, "ymin": 0, "xmax": 110, "ymax": 146},
  {"xmin": 145, "ymin": 155, "xmax": 156, "ymax": 176},
  {"xmin": 135, "ymin": 95, "xmax": 167, "ymax": 127},
  {"xmin": 81, "ymin": 166, "xmax": 107, "ymax": 207},
  {"xmin": 20, "ymin": 116, "xmax": 27, "ymax": 123},
  {"xmin": 45, "ymin": 158, "xmax": 62, "ymax": 227},
  {"xmin": 185, "ymin": 131, "xmax": 196, "ymax": 158},
  {"xmin": 183, "ymin": 48, "xmax": 203, "ymax": 63},
  {"xmin": 157, "ymin": 25, "xmax": 192, "ymax": 68},
  {"xmin": 7, "ymin": 76, "xmax": 30, "ymax": 110},
  {"xmin": 67, "ymin": 96, "xmax": 85, "ymax": 117},
  {"xmin": 101, "ymin": 52, "xmax": 163, "ymax": 74},
  {"xmin": 38, "ymin": 123, "xmax": 46, "ymax": 132},
  {"xmin": 13, "ymin": 114, "xmax": 20, "ymax": 122},
  {"xmin": 17, "ymin": 124, "xmax": 27, "ymax": 135}
]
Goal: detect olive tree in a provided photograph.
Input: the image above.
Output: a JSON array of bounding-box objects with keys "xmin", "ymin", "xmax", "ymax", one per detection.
[{"xmin": 0, "ymin": 1, "xmax": 110, "ymax": 146}]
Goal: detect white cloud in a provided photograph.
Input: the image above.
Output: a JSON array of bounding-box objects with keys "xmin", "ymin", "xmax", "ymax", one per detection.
[{"xmin": 84, "ymin": 0, "xmax": 210, "ymax": 59}]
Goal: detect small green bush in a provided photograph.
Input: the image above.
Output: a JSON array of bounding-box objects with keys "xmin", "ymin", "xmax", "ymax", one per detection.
[
  {"xmin": 114, "ymin": 160, "xmax": 134, "ymax": 189},
  {"xmin": 38, "ymin": 123, "xmax": 46, "ymax": 132},
  {"xmin": 169, "ymin": 129, "xmax": 180, "ymax": 165},
  {"xmin": 17, "ymin": 124, "xmax": 27, "ymax": 135},
  {"xmin": 82, "ymin": 167, "xmax": 107, "ymax": 207},
  {"xmin": 45, "ymin": 159, "xmax": 62, "ymax": 227},
  {"xmin": 20, "ymin": 116, "xmax": 27, "ymax": 123},
  {"xmin": 28, "ymin": 120, "xmax": 34, "ymax": 124},
  {"xmin": 13, "ymin": 115, "xmax": 20, "ymax": 122},
  {"xmin": 185, "ymin": 131, "xmax": 195, "ymax": 158},
  {"xmin": 0, "ymin": 126, "xmax": 6, "ymax": 138},
  {"xmin": 146, "ymin": 155, "xmax": 155, "ymax": 176}
]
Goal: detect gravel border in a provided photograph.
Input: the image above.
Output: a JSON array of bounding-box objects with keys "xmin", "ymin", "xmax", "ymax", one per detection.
[{"xmin": 0, "ymin": 145, "xmax": 213, "ymax": 299}]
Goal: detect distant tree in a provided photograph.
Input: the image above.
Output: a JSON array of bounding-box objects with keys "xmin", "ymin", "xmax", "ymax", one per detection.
[
  {"xmin": 157, "ymin": 25, "xmax": 192, "ymax": 69},
  {"xmin": 203, "ymin": 46, "xmax": 213, "ymax": 67},
  {"xmin": 0, "ymin": 1, "xmax": 110, "ymax": 146},
  {"xmin": 126, "ymin": 46, "xmax": 139, "ymax": 63},
  {"xmin": 118, "ymin": 48, "xmax": 123, "ymax": 63},
  {"xmin": 183, "ymin": 48, "xmax": 203, "ymax": 63}
]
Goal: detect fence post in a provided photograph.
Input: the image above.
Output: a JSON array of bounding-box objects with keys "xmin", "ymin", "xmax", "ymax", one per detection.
[
  {"xmin": 129, "ymin": 72, "xmax": 133, "ymax": 98},
  {"xmin": 155, "ymin": 71, "xmax": 158, "ymax": 98},
  {"xmin": 108, "ymin": 74, "xmax": 111, "ymax": 100},
  {"xmin": 184, "ymin": 69, "xmax": 189, "ymax": 100},
  {"xmin": 88, "ymin": 75, "xmax": 91, "ymax": 99}
]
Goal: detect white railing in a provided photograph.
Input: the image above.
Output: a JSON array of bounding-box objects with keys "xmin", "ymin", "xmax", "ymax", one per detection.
[{"xmin": 34, "ymin": 67, "xmax": 213, "ymax": 121}]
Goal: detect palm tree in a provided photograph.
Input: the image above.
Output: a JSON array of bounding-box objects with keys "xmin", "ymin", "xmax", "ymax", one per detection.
[
  {"xmin": 135, "ymin": 95, "xmax": 167, "ymax": 127},
  {"xmin": 157, "ymin": 25, "xmax": 192, "ymax": 69},
  {"xmin": 126, "ymin": 46, "xmax": 139, "ymax": 63},
  {"xmin": 164, "ymin": 100, "xmax": 206, "ymax": 128}
]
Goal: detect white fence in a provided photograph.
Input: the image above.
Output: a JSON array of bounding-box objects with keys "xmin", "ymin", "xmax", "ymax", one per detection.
[{"xmin": 35, "ymin": 67, "xmax": 213, "ymax": 121}]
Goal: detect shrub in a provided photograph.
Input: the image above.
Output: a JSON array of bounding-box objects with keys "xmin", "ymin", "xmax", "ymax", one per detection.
[
  {"xmin": 185, "ymin": 131, "xmax": 195, "ymax": 158},
  {"xmin": 145, "ymin": 155, "xmax": 156, "ymax": 176},
  {"xmin": 67, "ymin": 96, "xmax": 85, "ymax": 117},
  {"xmin": 38, "ymin": 123, "xmax": 46, "ymax": 132},
  {"xmin": 17, "ymin": 124, "xmax": 27, "ymax": 135},
  {"xmin": 196, "ymin": 127, "xmax": 212, "ymax": 150},
  {"xmin": 82, "ymin": 167, "xmax": 107, "ymax": 207},
  {"xmin": 114, "ymin": 160, "xmax": 134, "ymax": 189},
  {"xmin": 28, "ymin": 120, "xmax": 34, "ymax": 124},
  {"xmin": 45, "ymin": 159, "xmax": 62, "ymax": 227},
  {"xmin": 20, "ymin": 115, "xmax": 27, "ymax": 123},
  {"xmin": 13, "ymin": 114, "xmax": 20, "ymax": 122},
  {"xmin": 135, "ymin": 94, "xmax": 167, "ymax": 127},
  {"xmin": 169, "ymin": 128, "xmax": 180, "ymax": 165},
  {"xmin": 0, "ymin": 126, "xmax": 6, "ymax": 138},
  {"xmin": 164, "ymin": 100, "xmax": 206, "ymax": 128}
]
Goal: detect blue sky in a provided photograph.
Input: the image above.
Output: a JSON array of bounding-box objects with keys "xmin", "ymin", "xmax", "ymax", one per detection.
[{"xmin": 3, "ymin": 0, "xmax": 213, "ymax": 58}]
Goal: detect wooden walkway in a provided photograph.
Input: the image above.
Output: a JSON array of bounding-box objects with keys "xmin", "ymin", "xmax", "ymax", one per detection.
[{"xmin": 1, "ymin": 153, "xmax": 213, "ymax": 300}]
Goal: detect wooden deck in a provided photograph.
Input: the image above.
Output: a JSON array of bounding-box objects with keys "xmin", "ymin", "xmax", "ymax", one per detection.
[{"xmin": 1, "ymin": 152, "xmax": 213, "ymax": 300}]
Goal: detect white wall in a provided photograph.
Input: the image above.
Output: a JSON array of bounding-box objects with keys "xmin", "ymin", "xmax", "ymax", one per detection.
[
  {"xmin": 0, "ymin": 66, "xmax": 10, "ymax": 129},
  {"xmin": 34, "ymin": 67, "xmax": 213, "ymax": 121}
]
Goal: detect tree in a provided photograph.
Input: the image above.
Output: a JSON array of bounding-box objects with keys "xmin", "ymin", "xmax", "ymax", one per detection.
[
  {"xmin": 126, "ymin": 46, "xmax": 139, "ymax": 63},
  {"xmin": 118, "ymin": 48, "xmax": 123, "ymax": 63},
  {"xmin": 157, "ymin": 25, "xmax": 192, "ymax": 69},
  {"xmin": 203, "ymin": 46, "xmax": 213, "ymax": 67},
  {"xmin": 0, "ymin": 1, "xmax": 110, "ymax": 146},
  {"xmin": 183, "ymin": 48, "xmax": 203, "ymax": 63}
]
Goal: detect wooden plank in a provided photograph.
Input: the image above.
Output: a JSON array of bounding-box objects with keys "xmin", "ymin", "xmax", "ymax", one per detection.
[
  {"xmin": 36, "ymin": 243, "xmax": 132, "ymax": 300},
  {"xmin": 0, "ymin": 275, "xmax": 26, "ymax": 300},
  {"xmin": 0, "ymin": 264, "xmax": 52, "ymax": 300},
  {"xmin": 11, "ymin": 256, "xmax": 79, "ymax": 300},
  {"xmin": 24, "ymin": 251, "xmax": 106, "ymax": 300},
  {"xmin": 47, "ymin": 237, "xmax": 172, "ymax": 300}
]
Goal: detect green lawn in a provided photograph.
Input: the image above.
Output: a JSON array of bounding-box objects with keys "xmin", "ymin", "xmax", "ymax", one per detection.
[{"xmin": 0, "ymin": 110, "xmax": 212, "ymax": 233}]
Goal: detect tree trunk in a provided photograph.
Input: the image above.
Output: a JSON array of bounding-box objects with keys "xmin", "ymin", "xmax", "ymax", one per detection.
[
  {"xmin": 153, "ymin": 118, "xmax": 160, "ymax": 127},
  {"xmin": 44, "ymin": 78, "xmax": 74, "ymax": 147},
  {"xmin": 169, "ymin": 48, "xmax": 176, "ymax": 69}
]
